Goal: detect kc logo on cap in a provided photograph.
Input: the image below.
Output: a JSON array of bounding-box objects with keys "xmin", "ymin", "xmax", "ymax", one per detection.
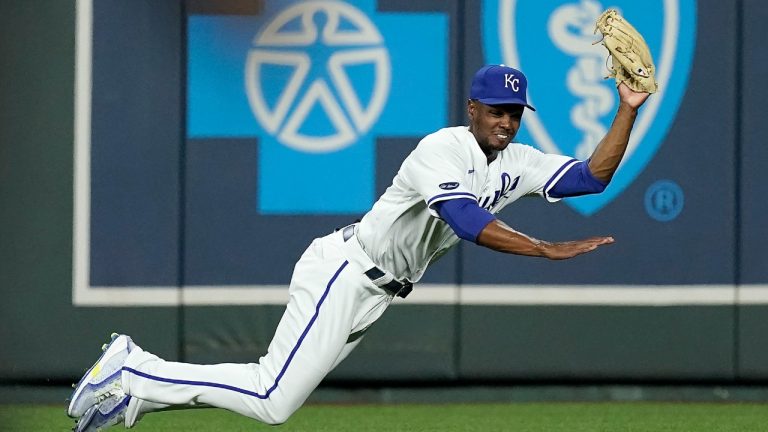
[
  {"xmin": 503, "ymin": 73, "xmax": 520, "ymax": 91},
  {"xmin": 470, "ymin": 64, "xmax": 535, "ymax": 111}
]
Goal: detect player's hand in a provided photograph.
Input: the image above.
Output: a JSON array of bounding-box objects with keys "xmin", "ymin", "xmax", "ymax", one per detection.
[
  {"xmin": 618, "ymin": 82, "xmax": 650, "ymax": 110},
  {"xmin": 541, "ymin": 236, "xmax": 614, "ymax": 260}
]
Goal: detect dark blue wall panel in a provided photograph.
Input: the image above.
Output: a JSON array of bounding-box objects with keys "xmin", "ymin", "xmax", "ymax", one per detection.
[
  {"xmin": 739, "ymin": 0, "xmax": 768, "ymax": 286},
  {"xmin": 737, "ymin": 0, "xmax": 768, "ymax": 379},
  {"xmin": 90, "ymin": 0, "xmax": 182, "ymax": 285}
]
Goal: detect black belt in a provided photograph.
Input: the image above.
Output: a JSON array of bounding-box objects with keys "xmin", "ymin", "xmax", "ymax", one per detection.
[{"xmin": 341, "ymin": 225, "xmax": 413, "ymax": 299}]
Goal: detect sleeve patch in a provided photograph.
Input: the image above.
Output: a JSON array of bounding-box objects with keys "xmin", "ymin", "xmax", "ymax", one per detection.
[{"xmin": 439, "ymin": 182, "xmax": 460, "ymax": 190}]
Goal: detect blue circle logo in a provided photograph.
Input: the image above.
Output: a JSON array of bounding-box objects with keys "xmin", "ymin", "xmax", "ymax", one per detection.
[{"xmin": 645, "ymin": 180, "xmax": 684, "ymax": 221}]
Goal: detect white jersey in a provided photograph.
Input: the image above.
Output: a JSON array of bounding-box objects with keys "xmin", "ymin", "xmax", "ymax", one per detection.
[{"xmin": 357, "ymin": 126, "xmax": 576, "ymax": 282}]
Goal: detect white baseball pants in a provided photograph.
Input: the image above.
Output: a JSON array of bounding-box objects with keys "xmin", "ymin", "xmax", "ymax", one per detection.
[{"xmin": 120, "ymin": 228, "xmax": 393, "ymax": 425}]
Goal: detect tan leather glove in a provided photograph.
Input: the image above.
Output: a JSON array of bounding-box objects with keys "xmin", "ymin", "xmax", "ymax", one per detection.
[{"xmin": 594, "ymin": 9, "xmax": 658, "ymax": 93}]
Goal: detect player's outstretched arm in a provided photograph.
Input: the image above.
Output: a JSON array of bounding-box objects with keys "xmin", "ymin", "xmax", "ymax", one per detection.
[
  {"xmin": 476, "ymin": 219, "xmax": 614, "ymax": 260},
  {"xmin": 587, "ymin": 83, "xmax": 650, "ymax": 182}
]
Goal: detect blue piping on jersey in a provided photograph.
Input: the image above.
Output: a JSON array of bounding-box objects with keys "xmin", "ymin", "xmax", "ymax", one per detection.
[
  {"xmin": 122, "ymin": 260, "xmax": 350, "ymax": 400},
  {"xmin": 427, "ymin": 191, "xmax": 478, "ymax": 207},
  {"xmin": 543, "ymin": 158, "xmax": 578, "ymax": 200},
  {"xmin": 548, "ymin": 160, "xmax": 608, "ymax": 198}
]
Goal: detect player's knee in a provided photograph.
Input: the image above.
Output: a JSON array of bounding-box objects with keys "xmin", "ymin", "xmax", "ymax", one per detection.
[
  {"xmin": 260, "ymin": 402, "xmax": 298, "ymax": 425},
  {"xmin": 263, "ymin": 417, "xmax": 287, "ymax": 426},
  {"xmin": 261, "ymin": 411, "xmax": 290, "ymax": 426}
]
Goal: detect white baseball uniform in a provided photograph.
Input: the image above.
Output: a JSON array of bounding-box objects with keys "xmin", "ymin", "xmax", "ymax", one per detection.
[{"xmin": 119, "ymin": 125, "xmax": 575, "ymax": 425}]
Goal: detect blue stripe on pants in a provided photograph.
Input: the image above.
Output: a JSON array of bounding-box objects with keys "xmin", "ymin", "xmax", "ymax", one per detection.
[{"xmin": 123, "ymin": 260, "xmax": 350, "ymax": 399}]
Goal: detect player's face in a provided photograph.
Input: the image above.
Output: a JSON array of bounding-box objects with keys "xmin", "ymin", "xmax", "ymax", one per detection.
[{"xmin": 467, "ymin": 100, "xmax": 524, "ymax": 162}]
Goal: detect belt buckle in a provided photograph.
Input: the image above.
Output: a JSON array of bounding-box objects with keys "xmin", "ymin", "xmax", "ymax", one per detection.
[
  {"xmin": 365, "ymin": 268, "xmax": 412, "ymax": 298},
  {"xmin": 396, "ymin": 281, "xmax": 413, "ymax": 298},
  {"xmin": 383, "ymin": 278, "xmax": 412, "ymax": 298}
]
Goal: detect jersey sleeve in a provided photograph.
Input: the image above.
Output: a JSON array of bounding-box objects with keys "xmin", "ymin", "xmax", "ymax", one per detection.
[
  {"xmin": 400, "ymin": 132, "xmax": 476, "ymax": 218},
  {"xmin": 548, "ymin": 160, "xmax": 608, "ymax": 198},
  {"xmin": 434, "ymin": 198, "xmax": 496, "ymax": 243},
  {"xmin": 514, "ymin": 145, "xmax": 579, "ymax": 202}
]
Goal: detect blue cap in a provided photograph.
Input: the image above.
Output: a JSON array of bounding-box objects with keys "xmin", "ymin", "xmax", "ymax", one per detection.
[{"xmin": 469, "ymin": 65, "xmax": 535, "ymax": 111}]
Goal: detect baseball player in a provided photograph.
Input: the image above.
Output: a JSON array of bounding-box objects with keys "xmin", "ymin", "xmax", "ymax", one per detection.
[{"xmin": 67, "ymin": 64, "xmax": 650, "ymax": 430}]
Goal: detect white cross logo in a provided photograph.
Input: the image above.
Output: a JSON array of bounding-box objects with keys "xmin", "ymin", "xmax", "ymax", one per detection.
[{"xmin": 245, "ymin": 1, "xmax": 391, "ymax": 153}]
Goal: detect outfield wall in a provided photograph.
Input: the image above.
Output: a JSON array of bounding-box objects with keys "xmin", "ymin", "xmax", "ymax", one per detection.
[{"xmin": 2, "ymin": 0, "xmax": 768, "ymax": 384}]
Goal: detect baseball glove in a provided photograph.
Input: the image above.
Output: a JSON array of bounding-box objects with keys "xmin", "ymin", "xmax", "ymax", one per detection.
[{"xmin": 594, "ymin": 9, "xmax": 658, "ymax": 93}]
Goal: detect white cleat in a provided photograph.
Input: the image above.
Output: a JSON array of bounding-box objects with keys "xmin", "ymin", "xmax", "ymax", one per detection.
[
  {"xmin": 73, "ymin": 393, "xmax": 131, "ymax": 432},
  {"xmin": 67, "ymin": 333, "xmax": 135, "ymax": 418}
]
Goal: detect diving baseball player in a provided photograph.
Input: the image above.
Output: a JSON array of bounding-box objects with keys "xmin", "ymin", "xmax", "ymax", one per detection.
[{"xmin": 67, "ymin": 63, "xmax": 651, "ymax": 430}]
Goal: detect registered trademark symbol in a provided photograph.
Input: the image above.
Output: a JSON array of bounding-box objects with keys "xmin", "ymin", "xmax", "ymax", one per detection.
[{"xmin": 644, "ymin": 180, "xmax": 684, "ymax": 222}]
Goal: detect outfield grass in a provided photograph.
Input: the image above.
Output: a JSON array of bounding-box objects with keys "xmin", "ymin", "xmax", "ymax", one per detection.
[{"xmin": 1, "ymin": 402, "xmax": 767, "ymax": 431}]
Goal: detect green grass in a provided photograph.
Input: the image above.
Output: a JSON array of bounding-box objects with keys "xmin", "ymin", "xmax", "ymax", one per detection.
[{"xmin": 2, "ymin": 402, "xmax": 768, "ymax": 431}]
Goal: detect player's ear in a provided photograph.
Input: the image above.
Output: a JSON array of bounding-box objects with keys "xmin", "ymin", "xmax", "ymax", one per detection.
[{"xmin": 467, "ymin": 99, "xmax": 476, "ymax": 119}]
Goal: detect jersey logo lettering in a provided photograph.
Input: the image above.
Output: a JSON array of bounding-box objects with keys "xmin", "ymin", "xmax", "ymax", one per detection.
[
  {"xmin": 501, "ymin": 173, "xmax": 519, "ymax": 196},
  {"xmin": 482, "ymin": 0, "xmax": 696, "ymax": 216},
  {"xmin": 504, "ymin": 73, "xmax": 520, "ymax": 91},
  {"xmin": 439, "ymin": 182, "xmax": 460, "ymax": 190},
  {"xmin": 479, "ymin": 173, "xmax": 519, "ymax": 210}
]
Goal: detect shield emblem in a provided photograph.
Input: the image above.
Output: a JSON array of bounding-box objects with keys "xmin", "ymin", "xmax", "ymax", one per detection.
[{"xmin": 482, "ymin": 0, "xmax": 696, "ymax": 215}]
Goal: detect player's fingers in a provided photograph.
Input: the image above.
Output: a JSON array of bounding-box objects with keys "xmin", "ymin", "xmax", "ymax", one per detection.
[
  {"xmin": 584, "ymin": 236, "xmax": 614, "ymax": 245},
  {"xmin": 564, "ymin": 243, "xmax": 599, "ymax": 259},
  {"xmin": 574, "ymin": 238, "xmax": 613, "ymax": 256},
  {"xmin": 550, "ymin": 237, "xmax": 613, "ymax": 259}
]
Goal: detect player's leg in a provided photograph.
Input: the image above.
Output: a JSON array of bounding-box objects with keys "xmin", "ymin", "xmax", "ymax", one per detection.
[
  {"xmin": 328, "ymin": 294, "xmax": 392, "ymax": 372},
  {"xmin": 114, "ymin": 336, "xmax": 359, "ymax": 431},
  {"xmin": 119, "ymin": 235, "xmax": 390, "ymax": 425},
  {"xmin": 120, "ymin": 332, "xmax": 372, "ymax": 428},
  {"xmin": 116, "ymin": 326, "xmax": 371, "ymax": 429}
]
